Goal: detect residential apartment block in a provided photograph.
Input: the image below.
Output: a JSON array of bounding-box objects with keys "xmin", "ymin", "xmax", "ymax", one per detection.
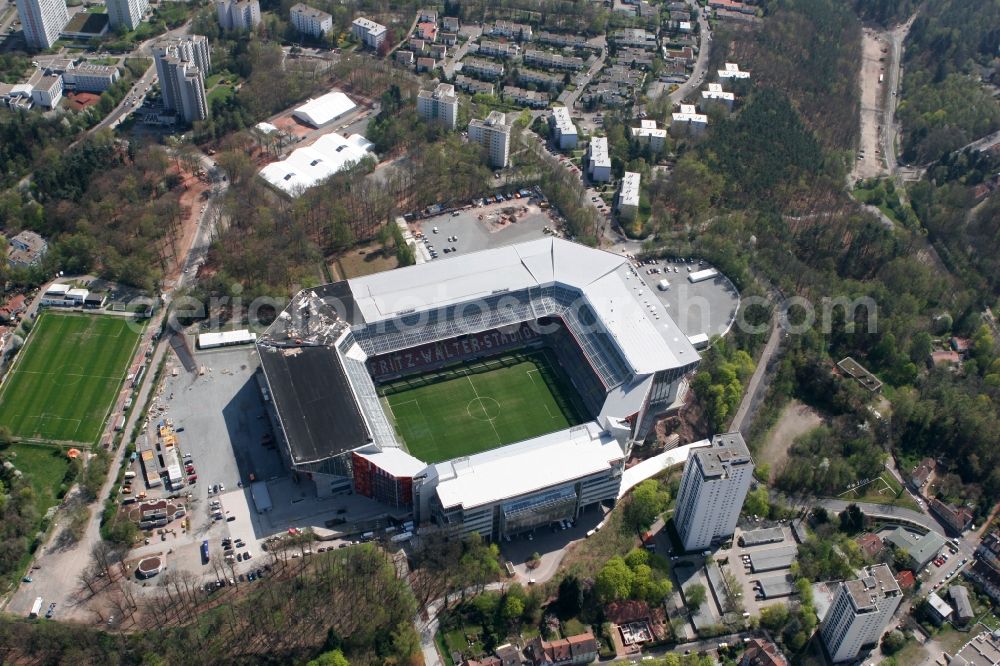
[
  {"xmin": 502, "ymin": 86, "xmax": 548, "ymax": 109},
  {"xmin": 417, "ymin": 82, "xmax": 457, "ymax": 130},
  {"xmin": 718, "ymin": 62, "xmax": 750, "ymax": 80},
  {"xmin": 820, "ymin": 564, "xmax": 901, "ymax": 663},
  {"xmin": 536, "ymin": 31, "xmax": 593, "ymax": 51},
  {"xmin": 487, "ymin": 20, "xmax": 532, "ymax": 41},
  {"xmin": 216, "ymin": 0, "xmax": 259, "ymax": 32},
  {"xmin": 617, "ymin": 171, "xmax": 641, "ymax": 221},
  {"xmin": 15, "ymin": 0, "xmax": 68, "ymax": 49},
  {"xmin": 549, "ymin": 106, "xmax": 577, "ymax": 149},
  {"xmin": 611, "ymin": 28, "xmax": 657, "ymax": 49},
  {"xmin": 460, "ymin": 57, "xmax": 504, "ymax": 80},
  {"xmin": 454, "ymin": 75, "xmax": 494, "ymax": 96},
  {"xmin": 7, "ymin": 230, "xmax": 48, "ymax": 267},
  {"xmin": 587, "ymin": 137, "xmax": 611, "ymax": 182},
  {"xmin": 517, "ymin": 68, "xmax": 562, "ymax": 89},
  {"xmin": 673, "ymin": 432, "xmax": 753, "ymax": 551},
  {"xmin": 631, "ymin": 119, "xmax": 667, "ymax": 152},
  {"xmin": 152, "ymin": 35, "xmax": 211, "ymax": 123},
  {"xmin": 291, "ymin": 4, "xmax": 332, "ymax": 36},
  {"xmin": 352, "ymin": 16, "xmax": 387, "ymax": 49},
  {"xmin": 523, "ymin": 49, "xmax": 585, "ymax": 70},
  {"xmin": 107, "ymin": 0, "xmax": 147, "ymax": 31},
  {"xmin": 477, "ymin": 39, "xmax": 519, "ymax": 59},
  {"xmin": 701, "ymin": 82, "xmax": 734, "ymax": 111},
  {"xmin": 671, "ymin": 103, "xmax": 707, "ymax": 137},
  {"xmin": 468, "ymin": 111, "xmax": 510, "ymax": 168}
]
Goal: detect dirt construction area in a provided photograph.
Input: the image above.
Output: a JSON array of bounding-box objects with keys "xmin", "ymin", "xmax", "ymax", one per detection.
[
  {"xmin": 757, "ymin": 400, "xmax": 823, "ymax": 481},
  {"xmin": 854, "ymin": 29, "xmax": 890, "ymax": 181}
]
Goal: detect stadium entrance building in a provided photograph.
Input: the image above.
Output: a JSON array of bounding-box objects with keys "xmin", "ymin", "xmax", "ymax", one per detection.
[{"xmin": 257, "ymin": 238, "xmax": 701, "ymax": 540}]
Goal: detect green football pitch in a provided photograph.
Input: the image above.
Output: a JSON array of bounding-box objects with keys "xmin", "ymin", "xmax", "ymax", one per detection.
[
  {"xmin": 0, "ymin": 312, "xmax": 142, "ymax": 443},
  {"xmin": 379, "ymin": 350, "xmax": 590, "ymax": 463}
]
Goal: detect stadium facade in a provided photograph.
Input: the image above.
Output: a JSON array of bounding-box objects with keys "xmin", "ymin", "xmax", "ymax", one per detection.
[{"xmin": 257, "ymin": 238, "xmax": 701, "ymax": 540}]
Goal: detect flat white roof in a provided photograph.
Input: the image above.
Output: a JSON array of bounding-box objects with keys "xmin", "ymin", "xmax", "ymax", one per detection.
[
  {"xmin": 673, "ymin": 106, "xmax": 708, "ymax": 123},
  {"xmin": 347, "ymin": 237, "xmax": 699, "ymax": 375},
  {"xmin": 259, "ymin": 133, "xmax": 373, "ymax": 197},
  {"xmin": 619, "ymin": 171, "xmax": 641, "ymax": 207},
  {"xmin": 687, "ymin": 332, "xmax": 710, "ymax": 347},
  {"xmin": 702, "ymin": 84, "xmax": 734, "ymax": 101},
  {"xmin": 433, "ymin": 421, "xmax": 624, "ymax": 510},
  {"xmin": 66, "ymin": 288, "xmax": 89, "ymax": 299},
  {"xmin": 590, "ymin": 136, "xmax": 611, "ymax": 168},
  {"xmin": 355, "ymin": 445, "xmax": 426, "ymax": 477},
  {"xmin": 199, "ymin": 329, "xmax": 257, "ymax": 346},
  {"xmin": 255, "ymin": 121, "xmax": 279, "ymax": 134},
  {"xmin": 688, "ymin": 267, "xmax": 719, "ymax": 282},
  {"xmin": 293, "ymin": 91, "xmax": 356, "ymax": 127},
  {"xmin": 719, "ymin": 62, "xmax": 749, "ymax": 79},
  {"xmin": 632, "ymin": 124, "xmax": 667, "ymax": 139},
  {"xmin": 352, "ymin": 16, "xmax": 386, "ymax": 35},
  {"xmin": 45, "ymin": 283, "xmax": 70, "ymax": 295},
  {"xmin": 551, "ymin": 106, "xmax": 577, "ymax": 136}
]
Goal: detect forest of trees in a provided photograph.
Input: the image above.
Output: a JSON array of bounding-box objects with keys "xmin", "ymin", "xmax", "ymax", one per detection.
[
  {"xmin": 1, "ymin": 136, "xmax": 193, "ymax": 291},
  {"xmin": 909, "ymin": 149, "xmax": 1000, "ymax": 296},
  {"xmin": 898, "ymin": 0, "xmax": 1000, "ymax": 163},
  {"xmin": 0, "ymin": 544, "xmax": 419, "ymax": 665}
]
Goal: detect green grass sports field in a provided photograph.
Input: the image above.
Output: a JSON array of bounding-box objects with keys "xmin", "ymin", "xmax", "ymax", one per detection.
[
  {"xmin": 0, "ymin": 313, "xmax": 142, "ymax": 443},
  {"xmin": 379, "ymin": 351, "xmax": 589, "ymax": 463}
]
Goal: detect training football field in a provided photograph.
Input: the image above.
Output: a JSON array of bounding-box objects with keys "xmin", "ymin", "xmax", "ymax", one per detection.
[
  {"xmin": 380, "ymin": 351, "xmax": 590, "ymax": 463},
  {"xmin": 0, "ymin": 312, "xmax": 142, "ymax": 443}
]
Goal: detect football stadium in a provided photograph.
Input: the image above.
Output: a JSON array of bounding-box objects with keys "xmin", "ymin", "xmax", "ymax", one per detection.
[{"xmin": 258, "ymin": 238, "xmax": 701, "ymax": 540}]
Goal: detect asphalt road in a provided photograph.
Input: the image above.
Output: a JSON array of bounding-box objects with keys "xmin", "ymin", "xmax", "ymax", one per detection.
[
  {"xmin": 729, "ymin": 292, "xmax": 789, "ymax": 436},
  {"xmin": 814, "ymin": 498, "xmax": 947, "ymax": 534},
  {"xmin": 558, "ymin": 36, "xmax": 607, "ymax": 110},
  {"xmin": 441, "ymin": 25, "xmax": 483, "ymax": 78},
  {"xmin": 881, "ymin": 16, "xmax": 913, "ymax": 176},
  {"xmin": 3, "ymin": 144, "xmax": 226, "ymax": 621},
  {"xmin": 666, "ymin": 0, "xmax": 712, "ymax": 105}
]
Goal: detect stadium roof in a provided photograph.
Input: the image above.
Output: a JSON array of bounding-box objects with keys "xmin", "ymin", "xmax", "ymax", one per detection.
[
  {"xmin": 354, "ymin": 445, "xmax": 426, "ymax": 478},
  {"xmin": 347, "ymin": 237, "xmax": 699, "ymax": 376},
  {"xmin": 259, "ymin": 133, "xmax": 373, "ymax": 197},
  {"xmin": 293, "ymin": 91, "xmax": 356, "ymax": 127},
  {"xmin": 259, "ymin": 238, "xmax": 702, "ymax": 470},
  {"xmin": 257, "ymin": 340, "xmax": 371, "ymax": 465},
  {"xmin": 431, "ymin": 421, "xmax": 624, "ymax": 511}
]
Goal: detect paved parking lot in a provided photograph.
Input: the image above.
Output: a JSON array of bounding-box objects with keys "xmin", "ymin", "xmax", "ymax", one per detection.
[
  {"xmin": 412, "ymin": 200, "xmax": 552, "ymax": 261},
  {"xmin": 147, "ymin": 346, "xmax": 393, "ymax": 581},
  {"xmin": 714, "ymin": 525, "xmax": 797, "ymax": 618},
  {"xmin": 610, "ymin": 246, "xmax": 741, "ymax": 340},
  {"xmin": 500, "ymin": 505, "xmax": 608, "ymax": 585}
]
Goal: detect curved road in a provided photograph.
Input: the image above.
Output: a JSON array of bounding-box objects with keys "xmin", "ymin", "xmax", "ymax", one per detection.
[
  {"xmin": 815, "ymin": 498, "xmax": 947, "ymax": 535},
  {"xmin": 667, "ymin": 0, "xmax": 712, "ymax": 104}
]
